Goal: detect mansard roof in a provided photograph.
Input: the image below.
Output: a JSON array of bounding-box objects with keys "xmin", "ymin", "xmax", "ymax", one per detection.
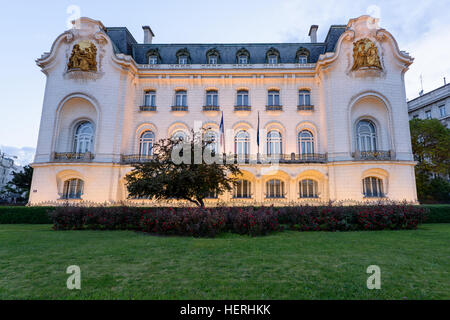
[{"xmin": 105, "ymin": 25, "xmax": 346, "ymax": 65}]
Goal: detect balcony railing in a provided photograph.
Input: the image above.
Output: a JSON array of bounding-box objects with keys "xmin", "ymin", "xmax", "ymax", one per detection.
[
  {"xmin": 171, "ymin": 105, "xmax": 188, "ymax": 111},
  {"xmin": 234, "ymin": 105, "xmax": 251, "ymax": 111},
  {"xmin": 266, "ymin": 105, "xmax": 283, "ymax": 111},
  {"xmin": 352, "ymin": 150, "xmax": 392, "ymax": 161},
  {"xmin": 52, "ymin": 152, "xmax": 94, "ymax": 162},
  {"xmin": 202, "ymin": 105, "xmax": 220, "ymax": 111},
  {"xmin": 139, "ymin": 105, "xmax": 157, "ymax": 111},
  {"xmin": 121, "ymin": 155, "xmax": 155, "ymax": 164},
  {"xmin": 297, "ymin": 105, "xmax": 314, "ymax": 111}
]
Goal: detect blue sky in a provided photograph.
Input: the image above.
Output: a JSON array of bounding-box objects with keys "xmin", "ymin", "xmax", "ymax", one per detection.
[{"xmin": 1, "ymin": 0, "xmax": 449, "ymax": 162}]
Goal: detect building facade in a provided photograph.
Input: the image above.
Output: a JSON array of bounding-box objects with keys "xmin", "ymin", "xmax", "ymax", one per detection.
[
  {"xmin": 408, "ymin": 83, "xmax": 450, "ymax": 128},
  {"xmin": 0, "ymin": 151, "xmax": 21, "ymax": 203},
  {"xmin": 30, "ymin": 15, "xmax": 418, "ymax": 205}
]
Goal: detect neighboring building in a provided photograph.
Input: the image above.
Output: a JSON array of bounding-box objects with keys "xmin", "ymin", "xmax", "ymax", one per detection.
[
  {"xmin": 0, "ymin": 152, "xmax": 21, "ymax": 202},
  {"xmin": 30, "ymin": 15, "xmax": 418, "ymax": 205},
  {"xmin": 408, "ymin": 83, "xmax": 450, "ymax": 128}
]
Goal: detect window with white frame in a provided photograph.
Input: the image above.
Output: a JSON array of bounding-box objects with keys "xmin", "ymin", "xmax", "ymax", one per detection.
[
  {"xmin": 266, "ymin": 179, "xmax": 285, "ymax": 198},
  {"xmin": 356, "ymin": 120, "xmax": 377, "ymax": 152},
  {"xmin": 362, "ymin": 177, "xmax": 384, "ymax": 197},
  {"xmin": 178, "ymin": 55, "xmax": 188, "ymax": 64},
  {"xmin": 206, "ymin": 90, "xmax": 218, "ymax": 106},
  {"xmin": 298, "ymin": 130, "xmax": 315, "ymax": 155},
  {"xmin": 238, "ymin": 55, "xmax": 248, "ymax": 64},
  {"xmin": 234, "ymin": 130, "xmax": 250, "ymax": 157},
  {"xmin": 425, "ymin": 110, "xmax": 432, "ymax": 119},
  {"xmin": 268, "ymin": 90, "xmax": 280, "ymax": 106},
  {"xmin": 439, "ymin": 105, "xmax": 446, "ymax": 117},
  {"xmin": 299, "ymin": 179, "xmax": 318, "ymax": 198},
  {"xmin": 148, "ymin": 55, "xmax": 158, "ymax": 64},
  {"xmin": 171, "ymin": 130, "xmax": 187, "ymax": 142},
  {"xmin": 298, "ymin": 55, "xmax": 308, "ymax": 64},
  {"xmin": 267, "ymin": 130, "xmax": 282, "ymax": 156},
  {"xmin": 237, "ymin": 90, "xmax": 249, "ymax": 106},
  {"xmin": 144, "ymin": 90, "xmax": 156, "ymax": 107},
  {"xmin": 268, "ymin": 54, "xmax": 278, "ymax": 64},
  {"xmin": 208, "ymin": 55, "xmax": 218, "ymax": 64},
  {"xmin": 139, "ymin": 131, "xmax": 155, "ymax": 156},
  {"xmin": 298, "ymin": 90, "xmax": 311, "ymax": 106},
  {"xmin": 234, "ymin": 179, "xmax": 252, "ymax": 198},
  {"xmin": 62, "ymin": 178, "xmax": 84, "ymax": 199},
  {"xmin": 175, "ymin": 90, "xmax": 187, "ymax": 106},
  {"xmin": 73, "ymin": 121, "xmax": 94, "ymax": 153}
]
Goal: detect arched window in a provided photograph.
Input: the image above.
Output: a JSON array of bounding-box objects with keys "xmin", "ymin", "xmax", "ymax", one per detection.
[
  {"xmin": 236, "ymin": 90, "xmax": 249, "ymax": 106},
  {"xmin": 204, "ymin": 130, "xmax": 218, "ymax": 154},
  {"xmin": 266, "ymin": 48, "xmax": 280, "ymax": 64},
  {"xmin": 299, "ymin": 179, "xmax": 318, "ymax": 198},
  {"xmin": 298, "ymin": 90, "xmax": 311, "ymax": 106},
  {"xmin": 267, "ymin": 131, "xmax": 282, "ymax": 156},
  {"xmin": 144, "ymin": 90, "xmax": 156, "ymax": 107},
  {"xmin": 175, "ymin": 90, "xmax": 187, "ymax": 107},
  {"xmin": 206, "ymin": 48, "xmax": 220, "ymax": 64},
  {"xmin": 234, "ymin": 130, "xmax": 250, "ymax": 158},
  {"xmin": 296, "ymin": 48, "xmax": 310, "ymax": 64},
  {"xmin": 362, "ymin": 177, "xmax": 384, "ymax": 197},
  {"xmin": 147, "ymin": 49, "xmax": 160, "ymax": 64},
  {"xmin": 139, "ymin": 131, "xmax": 155, "ymax": 156},
  {"xmin": 268, "ymin": 90, "xmax": 280, "ymax": 106},
  {"xmin": 148, "ymin": 55, "xmax": 158, "ymax": 64},
  {"xmin": 236, "ymin": 48, "xmax": 250, "ymax": 64},
  {"xmin": 176, "ymin": 48, "xmax": 190, "ymax": 64},
  {"xmin": 357, "ymin": 120, "xmax": 377, "ymax": 152},
  {"xmin": 234, "ymin": 179, "xmax": 252, "ymax": 198},
  {"xmin": 74, "ymin": 121, "xmax": 94, "ymax": 153},
  {"xmin": 205, "ymin": 90, "xmax": 218, "ymax": 106},
  {"xmin": 298, "ymin": 130, "xmax": 315, "ymax": 155},
  {"xmin": 62, "ymin": 178, "xmax": 84, "ymax": 199},
  {"xmin": 266, "ymin": 179, "xmax": 285, "ymax": 198},
  {"xmin": 172, "ymin": 130, "xmax": 187, "ymax": 142}
]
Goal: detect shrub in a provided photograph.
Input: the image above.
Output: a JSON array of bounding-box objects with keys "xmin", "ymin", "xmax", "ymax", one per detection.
[
  {"xmin": 223, "ymin": 207, "xmax": 281, "ymax": 236},
  {"xmin": 423, "ymin": 205, "xmax": 450, "ymax": 223},
  {"xmin": 0, "ymin": 206, "xmax": 54, "ymax": 224}
]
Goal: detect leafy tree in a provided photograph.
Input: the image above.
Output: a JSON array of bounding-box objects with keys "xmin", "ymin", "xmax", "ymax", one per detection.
[
  {"xmin": 5, "ymin": 165, "xmax": 34, "ymax": 201},
  {"xmin": 409, "ymin": 119, "xmax": 450, "ymax": 203},
  {"xmin": 125, "ymin": 131, "xmax": 242, "ymax": 207}
]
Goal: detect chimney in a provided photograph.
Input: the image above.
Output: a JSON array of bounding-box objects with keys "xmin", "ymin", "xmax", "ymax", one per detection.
[
  {"xmin": 309, "ymin": 25, "xmax": 318, "ymax": 43},
  {"xmin": 142, "ymin": 26, "xmax": 155, "ymax": 44}
]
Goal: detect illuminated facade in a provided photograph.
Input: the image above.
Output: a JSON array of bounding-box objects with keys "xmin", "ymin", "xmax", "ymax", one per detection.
[{"xmin": 30, "ymin": 15, "xmax": 418, "ymax": 205}]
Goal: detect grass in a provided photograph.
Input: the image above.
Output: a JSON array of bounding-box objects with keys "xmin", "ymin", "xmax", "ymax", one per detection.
[{"xmin": 0, "ymin": 224, "xmax": 449, "ymax": 300}]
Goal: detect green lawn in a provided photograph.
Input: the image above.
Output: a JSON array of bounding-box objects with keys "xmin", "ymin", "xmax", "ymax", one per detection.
[{"xmin": 0, "ymin": 224, "xmax": 449, "ymax": 300}]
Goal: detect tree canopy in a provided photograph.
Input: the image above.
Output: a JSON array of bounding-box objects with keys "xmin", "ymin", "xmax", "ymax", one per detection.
[{"xmin": 125, "ymin": 131, "xmax": 242, "ymax": 207}]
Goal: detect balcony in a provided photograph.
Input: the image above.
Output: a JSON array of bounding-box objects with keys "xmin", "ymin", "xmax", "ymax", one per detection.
[
  {"xmin": 139, "ymin": 105, "xmax": 157, "ymax": 112},
  {"xmin": 171, "ymin": 105, "xmax": 188, "ymax": 111},
  {"xmin": 202, "ymin": 105, "xmax": 220, "ymax": 111},
  {"xmin": 52, "ymin": 152, "xmax": 94, "ymax": 162},
  {"xmin": 265, "ymin": 105, "xmax": 283, "ymax": 111},
  {"xmin": 226, "ymin": 153, "xmax": 327, "ymax": 164},
  {"xmin": 352, "ymin": 150, "xmax": 393, "ymax": 161},
  {"xmin": 121, "ymin": 155, "xmax": 155, "ymax": 164},
  {"xmin": 234, "ymin": 105, "xmax": 251, "ymax": 111},
  {"xmin": 297, "ymin": 105, "xmax": 314, "ymax": 111}
]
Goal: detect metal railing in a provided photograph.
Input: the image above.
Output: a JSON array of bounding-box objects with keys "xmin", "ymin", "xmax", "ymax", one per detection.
[
  {"xmin": 139, "ymin": 105, "xmax": 157, "ymax": 111},
  {"xmin": 171, "ymin": 105, "xmax": 188, "ymax": 111},
  {"xmin": 53, "ymin": 152, "xmax": 94, "ymax": 162},
  {"xmin": 352, "ymin": 150, "xmax": 392, "ymax": 161},
  {"xmin": 297, "ymin": 105, "xmax": 314, "ymax": 111},
  {"xmin": 266, "ymin": 105, "xmax": 283, "ymax": 111},
  {"xmin": 234, "ymin": 105, "xmax": 251, "ymax": 111},
  {"xmin": 202, "ymin": 105, "xmax": 220, "ymax": 111},
  {"xmin": 121, "ymin": 155, "xmax": 155, "ymax": 164}
]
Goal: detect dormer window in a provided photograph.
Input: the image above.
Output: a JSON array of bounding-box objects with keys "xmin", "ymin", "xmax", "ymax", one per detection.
[
  {"xmin": 298, "ymin": 55, "xmax": 308, "ymax": 64},
  {"xmin": 206, "ymin": 48, "xmax": 220, "ymax": 65},
  {"xmin": 268, "ymin": 55, "xmax": 278, "ymax": 64},
  {"xmin": 148, "ymin": 55, "xmax": 158, "ymax": 64},
  {"xmin": 236, "ymin": 48, "xmax": 250, "ymax": 64},
  {"xmin": 208, "ymin": 55, "xmax": 218, "ymax": 64},
  {"xmin": 266, "ymin": 48, "xmax": 280, "ymax": 64},
  {"xmin": 179, "ymin": 55, "xmax": 188, "ymax": 64}
]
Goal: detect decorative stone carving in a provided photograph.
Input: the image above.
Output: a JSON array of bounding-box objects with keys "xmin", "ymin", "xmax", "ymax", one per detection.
[
  {"xmin": 351, "ymin": 38, "xmax": 382, "ymax": 71},
  {"xmin": 68, "ymin": 41, "xmax": 98, "ymax": 72}
]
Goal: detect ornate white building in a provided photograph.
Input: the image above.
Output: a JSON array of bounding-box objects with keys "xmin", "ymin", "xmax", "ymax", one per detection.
[{"xmin": 29, "ymin": 15, "xmax": 418, "ymax": 205}]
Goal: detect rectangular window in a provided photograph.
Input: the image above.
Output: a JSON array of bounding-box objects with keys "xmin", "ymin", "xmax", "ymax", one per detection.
[
  {"xmin": 268, "ymin": 55, "xmax": 278, "ymax": 64},
  {"xmin": 268, "ymin": 91, "xmax": 280, "ymax": 106},
  {"xmin": 425, "ymin": 110, "xmax": 432, "ymax": 119},
  {"xmin": 206, "ymin": 91, "xmax": 218, "ymax": 106},
  {"xmin": 208, "ymin": 56, "xmax": 217, "ymax": 64},
  {"xmin": 176, "ymin": 91, "xmax": 187, "ymax": 106},
  {"xmin": 439, "ymin": 105, "xmax": 446, "ymax": 117},
  {"xmin": 298, "ymin": 55, "xmax": 307, "ymax": 64},
  {"xmin": 299, "ymin": 91, "xmax": 311, "ymax": 106},
  {"xmin": 148, "ymin": 56, "xmax": 158, "ymax": 64},
  {"xmin": 237, "ymin": 91, "xmax": 249, "ymax": 106},
  {"xmin": 179, "ymin": 56, "xmax": 188, "ymax": 64},
  {"xmin": 239, "ymin": 56, "xmax": 248, "ymax": 64},
  {"xmin": 144, "ymin": 91, "xmax": 156, "ymax": 107}
]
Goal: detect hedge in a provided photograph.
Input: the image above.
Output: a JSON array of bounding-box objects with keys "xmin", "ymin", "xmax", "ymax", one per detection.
[
  {"xmin": 423, "ymin": 205, "xmax": 450, "ymax": 223},
  {"xmin": 48, "ymin": 204, "xmax": 427, "ymax": 237},
  {"xmin": 0, "ymin": 206, "xmax": 54, "ymax": 224}
]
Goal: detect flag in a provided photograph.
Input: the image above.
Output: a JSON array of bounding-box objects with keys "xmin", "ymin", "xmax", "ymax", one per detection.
[
  {"xmin": 219, "ymin": 111, "xmax": 224, "ymax": 153},
  {"xmin": 257, "ymin": 111, "xmax": 260, "ymax": 151}
]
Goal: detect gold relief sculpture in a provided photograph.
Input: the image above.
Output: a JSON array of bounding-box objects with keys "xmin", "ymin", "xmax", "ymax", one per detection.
[
  {"xmin": 351, "ymin": 38, "xmax": 382, "ymax": 71},
  {"xmin": 68, "ymin": 41, "xmax": 97, "ymax": 72}
]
